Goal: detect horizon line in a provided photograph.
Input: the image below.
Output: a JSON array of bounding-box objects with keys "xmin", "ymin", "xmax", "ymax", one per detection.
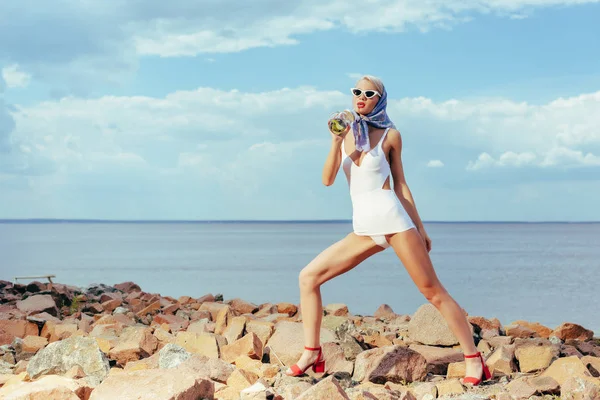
[{"xmin": 0, "ymin": 218, "xmax": 599, "ymax": 224}]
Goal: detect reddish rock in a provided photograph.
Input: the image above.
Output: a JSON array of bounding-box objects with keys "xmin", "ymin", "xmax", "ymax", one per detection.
[
  {"xmin": 374, "ymin": 304, "xmax": 396, "ymax": 320},
  {"xmin": 325, "ymin": 303, "xmax": 349, "ymax": 317},
  {"xmin": 511, "ymin": 320, "xmax": 553, "ymax": 338},
  {"xmin": 353, "ymin": 345, "xmax": 428, "ymax": 384},
  {"xmin": 102, "ymin": 299, "xmax": 122, "ymax": 313},
  {"xmin": 109, "ymin": 326, "xmax": 158, "ymax": 366},
  {"xmin": 0, "ymin": 320, "xmax": 39, "ymax": 345},
  {"xmin": 296, "ymin": 376, "xmax": 350, "ymax": 400},
  {"xmin": 468, "ymin": 316, "xmax": 502, "ymax": 338},
  {"xmin": 196, "ymin": 294, "xmax": 215, "ymax": 304},
  {"xmin": 505, "ymin": 323, "xmax": 539, "ymax": 339},
  {"xmin": 199, "ymin": 302, "xmax": 229, "ymax": 320},
  {"xmin": 114, "ymin": 282, "xmax": 142, "ymax": 293},
  {"xmin": 221, "ymin": 332, "xmax": 263, "ymax": 363},
  {"xmin": 163, "ymin": 303, "xmax": 180, "ymax": 315},
  {"xmin": 99, "ymin": 292, "xmax": 121, "ymax": 303},
  {"xmin": 409, "ymin": 344, "xmax": 464, "ymax": 375},
  {"xmin": 276, "ymin": 303, "xmax": 298, "ymax": 317},
  {"xmin": 552, "ymin": 323, "xmax": 594, "ymax": 341},
  {"xmin": 153, "ymin": 314, "xmax": 189, "ymax": 333},
  {"xmin": 136, "ymin": 301, "xmax": 161, "ymax": 318},
  {"xmin": 228, "ymin": 298, "xmax": 259, "ymax": 315},
  {"xmin": 89, "ymin": 368, "xmax": 214, "ymax": 400},
  {"xmin": 16, "ymin": 295, "xmax": 59, "ymax": 317},
  {"xmin": 83, "ymin": 303, "xmax": 103, "ymax": 314}
]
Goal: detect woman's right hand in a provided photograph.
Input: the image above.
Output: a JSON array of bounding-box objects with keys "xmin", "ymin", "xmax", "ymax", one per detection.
[{"xmin": 328, "ymin": 122, "xmax": 350, "ymax": 142}]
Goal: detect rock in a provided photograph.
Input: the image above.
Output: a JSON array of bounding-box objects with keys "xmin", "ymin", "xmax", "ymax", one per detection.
[
  {"xmin": 101, "ymin": 298, "xmax": 122, "ymax": 313},
  {"xmin": 89, "ymin": 368, "xmax": 214, "ymax": 400},
  {"xmin": 0, "ymin": 375, "xmax": 90, "ymax": 400},
  {"xmin": 322, "ymin": 342, "xmax": 354, "ymax": 375},
  {"xmin": 188, "ymin": 319, "xmax": 213, "ymax": 334},
  {"xmin": 178, "ymin": 354, "xmax": 235, "ymax": 383},
  {"xmin": 527, "ymin": 375, "xmax": 560, "ymax": 395},
  {"xmin": 227, "ymin": 368, "xmax": 259, "ymax": 392},
  {"xmin": 514, "ymin": 339, "xmax": 559, "ymax": 373},
  {"xmin": 446, "ymin": 361, "xmax": 465, "ymax": 379},
  {"xmin": 505, "ymin": 323, "xmax": 539, "ymax": 339},
  {"xmin": 436, "ymin": 379, "xmax": 465, "ymax": 397},
  {"xmin": 265, "ymin": 321, "xmax": 336, "ymax": 366},
  {"xmin": 486, "ymin": 345, "xmax": 517, "ymax": 377},
  {"xmin": 223, "ymin": 316, "xmax": 247, "ymax": 345},
  {"xmin": 228, "ymin": 298, "xmax": 259, "ymax": 315},
  {"xmin": 296, "ymin": 375, "xmax": 350, "ymax": 400},
  {"xmin": 561, "ymin": 376, "xmax": 600, "ymax": 400},
  {"xmin": 468, "ymin": 316, "xmax": 502, "ymax": 339},
  {"xmin": 583, "ymin": 355, "xmax": 600, "ymax": 377},
  {"xmin": 336, "ymin": 321, "xmax": 367, "ymax": 362},
  {"xmin": 552, "ymin": 323, "xmax": 594, "ymax": 341},
  {"xmin": 408, "ymin": 304, "xmax": 462, "ymax": 346},
  {"xmin": 511, "ymin": 320, "xmax": 552, "ymax": 338},
  {"xmin": 374, "ymin": 304, "xmax": 396, "ymax": 320},
  {"xmin": 175, "ymin": 331, "xmax": 220, "ymax": 359},
  {"xmin": 326, "ymin": 304, "xmax": 350, "ymax": 317},
  {"xmin": 221, "ymin": 332, "xmax": 263, "ymax": 363},
  {"xmin": 199, "ymin": 302, "xmax": 228, "ymax": 320},
  {"xmin": 16, "ymin": 295, "xmax": 59, "ymax": 317},
  {"xmin": 27, "ymin": 336, "xmax": 110, "ymax": 386},
  {"xmin": 109, "ymin": 326, "xmax": 158, "ymax": 366},
  {"xmin": 152, "ymin": 314, "xmax": 189, "ymax": 333},
  {"xmin": 411, "ymin": 382, "xmax": 438, "ymax": 399},
  {"xmin": 15, "ymin": 335, "xmax": 48, "ymax": 361},
  {"xmin": 114, "ymin": 282, "xmax": 142, "ymax": 293},
  {"xmin": 215, "ymin": 305, "xmax": 236, "ymax": 336},
  {"xmin": 113, "ymin": 306, "xmax": 128, "ymax": 315},
  {"xmin": 353, "ymin": 345, "xmax": 427, "ymax": 384},
  {"xmin": 276, "ymin": 303, "xmax": 298, "ymax": 317},
  {"xmin": 562, "ymin": 344, "xmax": 584, "ymax": 358},
  {"xmin": 541, "ymin": 355, "xmax": 593, "ymax": 385},
  {"xmin": 507, "ymin": 377, "xmax": 536, "ymax": 399},
  {"xmin": 0, "ymin": 320, "xmax": 41, "ymax": 345},
  {"xmin": 158, "ymin": 343, "xmax": 192, "ymax": 369},
  {"xmin": 487, "ymin": 336, "xmax": 513, "ymax": 348},
  {"xmin": 408, "ymin": 344, "xmax": 464, "ymax": 375},
  {"xmin": 275, "ymin": 379, "xmax": 312, "ymax": 400},
  {"xmin": 0, "ymin": 359, "xmax": 13, "ymax": 374},
  {"xmin": 136, "ymin": 301, "xmax": 161, "ymax": 318}
]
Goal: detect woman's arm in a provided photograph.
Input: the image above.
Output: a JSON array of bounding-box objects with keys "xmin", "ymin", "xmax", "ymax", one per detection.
[{"xmin": 387, "ymin": 129, "xmax": 432, "ymax": 251}]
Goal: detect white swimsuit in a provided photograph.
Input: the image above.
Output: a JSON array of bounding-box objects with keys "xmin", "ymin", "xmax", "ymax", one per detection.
[{"xmin": 342, "ymin": 128, "xmax": 416, "ymax": 248}]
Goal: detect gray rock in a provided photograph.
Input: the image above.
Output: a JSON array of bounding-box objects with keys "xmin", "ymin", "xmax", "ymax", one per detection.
[
  {"xmin": 113, "ymin": 307, "xmax": 129, "ymax": 314},
  {"xmin": 158, "ymin": 343, "xmax": 192, "ymax": 369},
  {"xmin": 0, "ymin": 359, "xmax": 14, "ymax": 374},
  {"xmin": 26, "ymin": 336, "xmax": 110, "ymax": 385},
  {"xmin": 408, "ymin": 303, "xmax": 462, "ymax": 346}
]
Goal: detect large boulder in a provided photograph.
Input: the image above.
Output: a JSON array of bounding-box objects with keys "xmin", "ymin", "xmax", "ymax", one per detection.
[{"xmin": 27, "ymin": 336, "xmax": 110, "ymax": 386}]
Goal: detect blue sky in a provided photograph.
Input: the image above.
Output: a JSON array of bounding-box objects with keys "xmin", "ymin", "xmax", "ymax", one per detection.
[{"xmin": 1, "ymin": 1, "xmax": 599, "ymax": 221}]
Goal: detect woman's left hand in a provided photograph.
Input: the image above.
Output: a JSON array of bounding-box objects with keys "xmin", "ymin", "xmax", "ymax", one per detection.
[{"xmin": 418, "ymin": 226, "xmax": 432, "ymax": 252}]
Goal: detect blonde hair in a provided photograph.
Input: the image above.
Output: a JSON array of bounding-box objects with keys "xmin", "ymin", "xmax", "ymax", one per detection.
[{"xmin": 355, "ymin": 75, "xmax": 385, "ymax": 94}]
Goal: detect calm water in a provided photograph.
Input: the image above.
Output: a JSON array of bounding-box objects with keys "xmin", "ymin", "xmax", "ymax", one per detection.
[{"xmin": 0, "ymin": 221, "xmax": 598, "ymax": 334}]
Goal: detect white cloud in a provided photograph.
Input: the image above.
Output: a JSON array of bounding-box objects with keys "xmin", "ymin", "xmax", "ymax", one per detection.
[
  {"xmin": 2, "ymin": 64, "xmax": 31, "ymax": 88},
  {"xmin": 427, "ymin": 160, "xmax": 445, "ymax": 168}
]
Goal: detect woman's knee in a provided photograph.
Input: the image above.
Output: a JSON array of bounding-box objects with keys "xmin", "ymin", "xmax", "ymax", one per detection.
[
  {"xmin": 298, "ymin": 268, "xmax": 320, "ymax": 291},
  {"xmin": 419, "ymin": 283, "xmax": 447, "ymax": 307}
]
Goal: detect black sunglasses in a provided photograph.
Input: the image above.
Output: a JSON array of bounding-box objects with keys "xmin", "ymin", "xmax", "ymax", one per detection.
[{"xmin": 351, "ymin": 88, "xmax": 381, "ymax": 99}]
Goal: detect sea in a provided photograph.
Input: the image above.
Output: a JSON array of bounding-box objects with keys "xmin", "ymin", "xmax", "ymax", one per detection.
[{"xmin": 1, "ymin": 221, "xmax": 598, "ymax": 335}]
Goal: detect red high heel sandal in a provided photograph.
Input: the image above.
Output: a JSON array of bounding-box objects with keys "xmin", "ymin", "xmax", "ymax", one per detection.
[
  {"xmin": 287, "ymin": 346, "xmax": 326, "ymax": 377},
  {"xmin": 462, "ymin": 352, "xmax": 492, "ymax": 386}
]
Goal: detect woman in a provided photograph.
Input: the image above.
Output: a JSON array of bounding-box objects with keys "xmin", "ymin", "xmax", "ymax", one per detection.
[{"xmin": 285, "ymin": 75, "xmax": 491, "ymax": 386}]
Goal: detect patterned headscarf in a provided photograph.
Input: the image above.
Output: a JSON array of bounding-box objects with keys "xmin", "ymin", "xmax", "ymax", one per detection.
[{"xmin": 351, "ymin": 87, "xmax": 395, "ymax": 152}]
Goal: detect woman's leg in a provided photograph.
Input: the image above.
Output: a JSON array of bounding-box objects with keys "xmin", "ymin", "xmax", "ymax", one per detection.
[
  {"xmin": 387, "ymin": 228, "xmax": 482, "ymax": 383},
  {"xmin": 286, "ymin": 233, "xmax": 383, "ymax": 375}
]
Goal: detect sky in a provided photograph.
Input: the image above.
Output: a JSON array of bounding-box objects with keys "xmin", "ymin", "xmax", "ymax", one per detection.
[{"xmin": 1, "ymin": 0, "xmax": 600, "ymax": 221}]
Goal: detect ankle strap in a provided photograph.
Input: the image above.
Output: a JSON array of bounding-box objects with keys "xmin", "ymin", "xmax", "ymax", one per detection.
[
  {"xmin": 464, "ymin": 352, "xmax": 481, "ymax": 359},
  {"xmin": 304, "ymin": 346, "xmax": 321, "ymax": 351}
]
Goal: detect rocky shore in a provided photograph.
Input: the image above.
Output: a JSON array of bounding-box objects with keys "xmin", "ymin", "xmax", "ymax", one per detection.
[{"xmin": 0, "ymin": 280, "xmax": 598, "ymax": 400}]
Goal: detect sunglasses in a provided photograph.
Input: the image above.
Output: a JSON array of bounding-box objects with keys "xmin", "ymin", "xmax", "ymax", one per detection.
[{"xmin": 351, "ymin": 88, "xmax": 381, "ymax": 99}]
